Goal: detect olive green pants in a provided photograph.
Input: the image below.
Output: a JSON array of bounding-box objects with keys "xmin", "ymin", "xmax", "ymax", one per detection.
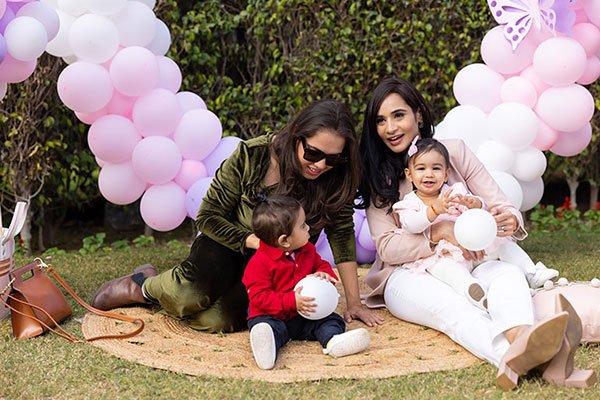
[{"xmin": 143, "ymin": 235, "xmax": 251, "ymax": 333}]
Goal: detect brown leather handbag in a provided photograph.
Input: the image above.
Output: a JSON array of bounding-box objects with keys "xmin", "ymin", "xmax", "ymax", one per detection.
[{"xmin": 0, "ymin": 258, "xmax": 144, "ymax": 342}]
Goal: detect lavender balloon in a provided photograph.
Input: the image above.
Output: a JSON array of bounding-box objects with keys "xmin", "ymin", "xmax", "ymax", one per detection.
[
  {"xmin": 185, "ymin": 177, "xmax": 213, "ymax": 219},
  {"xmin": 0, "ymin": 33, "xmax": 6, "ymax": 64},
  {"xmin": 202, "ymin": 136, "xmax": 242, "ymax": 176}
]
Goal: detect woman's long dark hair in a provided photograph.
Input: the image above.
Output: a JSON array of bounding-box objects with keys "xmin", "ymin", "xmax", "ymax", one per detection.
[
  {"xmin": 270, "ymin": 99, "xmax": 360, "ymax": 231},
  {"xmin": 356, "ymin": 77, "xmax": 435, "ymax": 210}
]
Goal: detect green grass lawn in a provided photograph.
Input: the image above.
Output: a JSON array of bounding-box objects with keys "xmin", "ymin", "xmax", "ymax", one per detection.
[{"xmin": 1, "ymin": 231, "xmax": 599, "ymax": 399}]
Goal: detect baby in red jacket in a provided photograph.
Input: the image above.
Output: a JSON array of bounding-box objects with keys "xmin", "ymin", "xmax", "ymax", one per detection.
[{"xmin": 242, "ymin": 195, "xmax": 370, "ymax": 370}]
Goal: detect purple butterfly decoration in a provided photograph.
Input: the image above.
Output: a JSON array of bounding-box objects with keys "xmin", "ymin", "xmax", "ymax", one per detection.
[
  {"xmin": 487, "ymin": 0, "xmax": 557, "ymax": 50},
  {"xmin": 552, "ymin": 0, "xmax": 577, "ymax": 36}
]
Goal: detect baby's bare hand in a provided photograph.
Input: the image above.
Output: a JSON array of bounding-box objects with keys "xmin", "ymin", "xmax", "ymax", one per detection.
[{"xmin": 295, "ymin": 286, "xmax": 316, "ymax": 316}]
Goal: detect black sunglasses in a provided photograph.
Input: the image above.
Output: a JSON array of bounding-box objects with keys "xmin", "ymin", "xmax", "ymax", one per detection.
[{"xmin": 300, "ymin": 138, "xmax": 347, "ymax": 167}]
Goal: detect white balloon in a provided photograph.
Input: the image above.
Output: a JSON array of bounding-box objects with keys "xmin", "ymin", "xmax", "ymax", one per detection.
[
  {"xmin": 437, "ymin": 105, "xmax": 488, "ymax": 153},
  {"xmin": 511, "ymin": 147, "xmax": 547, "ymax": 182},
  {"xmin": 16, "ymin": 1, "xmax": 60, "ymax": 41},
  {"xmin": 490, "ymin": 171, "xmax": 523, "ymax": 209},
  {"xmin": 146, "ymin": 19, "xmax": 171, "ymax": 56},
  {"xmin": 88, "ymin": 0, "xmax": 126, "ymax": 16},
  {"xmin": 69, "ymin": 14, "xmax": 119, "ymax": 64},
  {"xmin": 4, "ymin": 17, "xmax": 48, "ymax": 61},
  {"xmin": 62, "ymin": 54, "xmax": 78, "ymax": 64},
  {"xmin": 518, "ymin": 177, "xmax": 544, "ymax": 212},
  {"xmin": 46, "ymin": 9, "xmax": 76, "ymax": 57},
  {"xmin": 132, "ymin": 0, "xmax": 156, "ymax": 9},
  {"xmin": 57, "ymin": 0, "xmax": 88, "ymax": 16},
  {"xmin": 487, "ymin": 103, "xmax": 538, "ymax": 151},
  {"xmin": 110, "ymin": 1, "xmax": 157, "ymax": 47},
  {"xmin": 294, "ymin": 275, "xmax": 339, "ymax": 320},
  {"xmin": 454, "ymin": 209, "xmax": 497, "ymax": 251},
  {"xmin": 476, "ymin": 140, "xmax": 515, "ymax": 172}
]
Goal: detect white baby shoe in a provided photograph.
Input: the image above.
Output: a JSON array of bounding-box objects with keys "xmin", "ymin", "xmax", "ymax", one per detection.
[
  {"xmin": 527, "ymin": 262, "xmax": 560, "ymax": 289},
  {"xmin": 323, "ymin": 328, "xmax": 370, "ymax": 358},
  {"xmin": 250, "ymin": 322, "xmax": 276, "ymax": 370}
]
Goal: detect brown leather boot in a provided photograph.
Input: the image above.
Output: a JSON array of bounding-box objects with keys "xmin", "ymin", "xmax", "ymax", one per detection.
[{"xmin": 90, "ymin": 264, "xmax": 158, "ymax": 311}]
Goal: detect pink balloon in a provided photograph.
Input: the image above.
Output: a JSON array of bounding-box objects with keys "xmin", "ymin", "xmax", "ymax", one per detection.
[
  {"xmin": 453, "ymin": 63, "xmax": 504, "ymax": 112},
  {"xmin": 131, "ymin": 136, "xmax": 182, "ymax": 184},
  {"xmin": 75, "ymin": 107, "xmax": 108, "ymax": 125},
  {"xmin": 577, "ymin": 56, "xmax": 600, "ymax": 84},
  {"xmin": 57, "ymin": 62, "xmax": 113, "ymax": 113},
  {"xmin": 574, "ymin": 9, "xmax": 589, "ymax": 24},
  {"xmin": 584, "ymin": 0, "xmax": 600, "ymax": 27},
  {"xmin": 109, "ymin": 46, "xmax": 158, "ymax": 97},
  {"xmin": 184, "ymin": 176, "xmax": 213, "ymax": 219},
  {"xmin": 105, "ymin": 90, "xmax": 136, "ymax": 118},
  {"xmin": 156, "ymin": 56, "xmax": 181, "ymax": 93},
  {"xmin": 99, "ymin": 162, "xmax": 147, "ymax": 205},
  {"xmin": 132, "ymin": 88, "xmax": 182, "ymax": 137},
  {"xmin": 173, "ymin": 109, "xmax": 222, "ymax": 160},
  {"xmin": 533, "ymin": 37, "xmax": 587, "ymax": 86},
  {"xmin": 481, "ymin": 26, "xmax": 537, "ymax": 74},
  {"xmin": 0, "ymin": 53, "xmax": 35, "ymax": 83},
  {"xmin": 550, "ymin": 124, "xmax": 593, "ymax": 157},
  {"xmin": 202, "ymin": 136, "xmax": 242, "ymax": 176},
  {"xmin": 519, "ymin": 65, "xmax": 550, "ymax": 96},
  {"xmin": 140, "ymin": 182, "xmax": 187, "ymax": 232},
  {"xmin": 500, "ymin": 76, "xmax": 537, "ymax": 108},
  {"xmin": 535, "ymin": 84, "xmax": 595, "ymax": 132},
  {"xmin": 176, "ymin": 91, "xmax": 207, "ymax": 113},
  {"xmin": 531, "ymin": 119, "xmax": 559, "ymax": 151},
  {"xmin": 88, "ymin": 115, "xmax": 142, "ymax": 163},
  {"xmin": 175, "ymin": 160, "xmax": 207, "ymax": 191},
  {"xmin": 95, "ymin": 156, "xmax": 106, "ymax": 167},
  {"xmin": 572, "ymin": 23, "xmax": 600, "ymax": 56}
]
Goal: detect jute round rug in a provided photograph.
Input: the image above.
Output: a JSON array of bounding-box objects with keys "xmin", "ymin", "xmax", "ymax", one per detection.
[{"xmin": 82, "ymin": 269, "xmax": 480, "ymax": 382}]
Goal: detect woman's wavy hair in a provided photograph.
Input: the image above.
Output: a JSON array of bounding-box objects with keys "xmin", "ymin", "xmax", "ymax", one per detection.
[
  {"xmin": 356, "ymin": 77, "xmax": 435, "ymax": 210},
  {"xmin": 270, "ymin": 99, "xmax": 360, "ymax": 231}
]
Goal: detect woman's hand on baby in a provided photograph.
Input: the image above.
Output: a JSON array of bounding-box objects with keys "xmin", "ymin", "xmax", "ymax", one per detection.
[
  {"xmin": 490, "ymin": 207, "xmax": 519, "ymax": 237},
  {"xmin": 310, "ymin": 272, "xmax": 338, "ymax": 284},
  {"xmin": 295, "ymin": 286, "xmax": 316, "ymax": 316}
]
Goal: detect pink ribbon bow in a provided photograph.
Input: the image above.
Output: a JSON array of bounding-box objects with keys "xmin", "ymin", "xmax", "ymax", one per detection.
[{"xmin": 407, "ymin": 136, "xmax": 420, "ymax": 157}]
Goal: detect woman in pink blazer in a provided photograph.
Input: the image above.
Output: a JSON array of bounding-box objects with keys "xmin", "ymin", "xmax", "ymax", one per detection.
[{"xmin": 356, "ymin": 77, "xmax": 595, "ymax": 390}]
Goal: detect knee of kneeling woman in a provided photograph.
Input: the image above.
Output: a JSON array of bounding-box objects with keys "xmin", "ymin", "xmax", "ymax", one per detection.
[{"xmin": 188, "ymin": 306, "xmax": 246, "ymax": 333}]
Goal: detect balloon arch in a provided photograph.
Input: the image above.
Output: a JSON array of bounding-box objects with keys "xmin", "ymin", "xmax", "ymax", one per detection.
[{"xmin": 0, "ymin": 0, "xmax": 598, "ymax": 264}]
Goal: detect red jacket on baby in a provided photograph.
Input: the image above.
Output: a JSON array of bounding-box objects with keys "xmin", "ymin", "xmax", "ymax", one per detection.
[{"xmin": 242, "ymin": 240, "xmax": 337, "ymax": 320}]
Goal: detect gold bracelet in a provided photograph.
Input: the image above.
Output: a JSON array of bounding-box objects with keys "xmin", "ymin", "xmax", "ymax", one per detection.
[{"xmin": 430, "ymin": 205, "xmax": 440, "ymax": 216}]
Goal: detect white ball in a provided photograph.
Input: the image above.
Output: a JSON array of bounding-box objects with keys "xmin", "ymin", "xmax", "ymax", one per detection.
[
  {"xmin": 590, "ymin": 278, "xmax": 600, "ymax": 288},
  {"xmin": 557, "ymin": 277, "xmax": 569, "ymax": 286},
  {"xmin": 543, "ymin": 280, "xmax": 555, "ymax": 290},
  {"xmin": 454, "ymin": 209, "xmax": 497, "ymax": 251},
  {"xmin": 294, "ymin": 275, "xmax": 339, "ymax": 320}
]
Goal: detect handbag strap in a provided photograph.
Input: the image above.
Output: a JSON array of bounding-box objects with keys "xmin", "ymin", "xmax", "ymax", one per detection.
[{"xmin": 1, "ymin": 259, "xmax": 145, "ymax": 342}]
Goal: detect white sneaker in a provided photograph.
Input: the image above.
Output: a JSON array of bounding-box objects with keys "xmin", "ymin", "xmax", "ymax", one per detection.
[
  {"xmin": 323, "ymin": 328, "xmax": 370, "ymax": 358},
  {"xmin": 250, "ymin": 323, "xmax": 276, "ymax": 370},
  {"xmin": 526, "ymin": 262, "xmax": 560, "ymax": 289},
  {"xmin": 465, "ymin": 282, "xmax": 488, "ymax": 311}
]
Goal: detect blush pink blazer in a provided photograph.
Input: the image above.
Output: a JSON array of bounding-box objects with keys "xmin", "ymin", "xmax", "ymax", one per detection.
[{"xmin": 363, "ymin": 138, "xmax": 527, "ymax": 308}]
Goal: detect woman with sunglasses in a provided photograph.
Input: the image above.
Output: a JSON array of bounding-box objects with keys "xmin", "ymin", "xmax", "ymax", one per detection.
[
  {"xmin": 357, "ymin": 77, "xmax": 595, "ymax": 389},
  {"xmin": 91, "ymin": 99, "xmax": 384, "ymax": 332}
]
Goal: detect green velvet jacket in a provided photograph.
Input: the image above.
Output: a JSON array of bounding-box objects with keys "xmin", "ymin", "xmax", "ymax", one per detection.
[{"xmin": 196, "ymin": 134, "xmax": 356, "ymax": 264}]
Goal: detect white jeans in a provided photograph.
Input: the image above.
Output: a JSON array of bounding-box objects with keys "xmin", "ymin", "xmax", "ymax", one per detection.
[{"xmin": 384, "ymin": 260, "xmax": 534, "ymax": 366}]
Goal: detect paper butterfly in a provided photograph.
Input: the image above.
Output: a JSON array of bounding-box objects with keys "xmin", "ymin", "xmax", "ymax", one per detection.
[{"xmin": 487, "ymin": 0, "xmax": 558, "ymax": 50}]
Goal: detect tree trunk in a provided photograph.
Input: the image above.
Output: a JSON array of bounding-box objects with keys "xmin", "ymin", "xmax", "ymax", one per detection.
[
  {"xmin": 590, "ymin": 181, "xmax": 599, "ymax": 210},
  {"xmin": 144, "ymin": 224, "xmax": 154, "ymax": 237},
  {"xmin": 20, "ymin": 207, "xmax": 33, "ymax": 256},
  {"xmin": 566, "ymin": 177, "xmax": 579, "ymax": 210}
]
